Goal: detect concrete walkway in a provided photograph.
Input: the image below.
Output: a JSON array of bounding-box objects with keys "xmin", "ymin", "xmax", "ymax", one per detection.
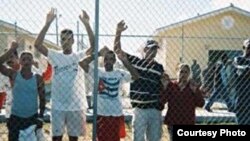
[{"xmin": 0, "ymin": 101, "xmax": 236, "ymax": 124}]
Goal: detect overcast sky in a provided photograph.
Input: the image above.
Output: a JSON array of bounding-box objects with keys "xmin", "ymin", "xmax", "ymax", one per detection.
[{"xmin": 0, "ymin": 0, "xmax": 250, "ymax": 54}]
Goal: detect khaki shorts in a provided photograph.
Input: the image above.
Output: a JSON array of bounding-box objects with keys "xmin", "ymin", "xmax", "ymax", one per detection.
[{"xmin": 51, "ymin": 110, "xmax": 86, "ymax": 137}]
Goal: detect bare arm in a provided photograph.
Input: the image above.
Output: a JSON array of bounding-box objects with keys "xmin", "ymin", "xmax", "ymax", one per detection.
[
  {"xmin": 120, "ymin": 59, "xmax": 140, "ymax": 80},
  {"xmin": 34, "ymin": 8, "xmax": 56, "ymax": 57},
  {"xmin": 116, "ymin": 47, "xmax": 139, "ymax": 80},
  {"xmin": 160, "ymin": 79, "xmax": 174, "ymax": 107},
  {"xmin": 161, "ymin": 73, "xmax": 170, "ymax": 90},
  {"xmin": 79, "ymin": 46, "xmax": 110, "ymax": 72},
  {"xmin": 36, "ymin": 74, "xmax": 45, "ymax": 118},
  {"xmin": 0, "ymin": 41, "xmax": 18, "ymax": 79},
  {"xmin": 114, "ymin": 22, "xmax": 138, "ymax": 80},
  {"xmin": 32, "ymin": 60, "xmax": 39, "ymax": 69},
  {"xmin": 79, "ymin": 55, "xmax": 95, "ymax": 73},
  {"xmin": 79, "ymin": 10, "xmax": 94, "ymax": 55},
  {"xmin": 114, "ymin": 20, "xmax": 128, "ymax": 55}
]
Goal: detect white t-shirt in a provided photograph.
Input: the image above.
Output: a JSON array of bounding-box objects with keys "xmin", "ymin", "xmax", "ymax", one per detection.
[
  {"xmin": 89, "ymin": 64, "xmax": 132, "ymax": 116},
  {"xmin": 85, "ymin": 62, "xmax": 94, "ymax": 96},
  {"xmin": 48, "ymin": 49, "xmax": 87, "ymax": 111}
]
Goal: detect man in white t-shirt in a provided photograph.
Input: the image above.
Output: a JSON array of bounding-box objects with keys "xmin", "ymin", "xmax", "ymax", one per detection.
[
  {"xmin": 79, "ymin": 45, "xmax": 139, "ymax": 140},
  {"xmin": 34, "ymin": 8, "xmax": 94, "ymax": 141}
]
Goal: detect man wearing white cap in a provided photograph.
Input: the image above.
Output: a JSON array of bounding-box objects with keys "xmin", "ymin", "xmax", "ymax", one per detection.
[{"xmin": 114, "ymin": 20, "xmax": 164, "ymax": 141}]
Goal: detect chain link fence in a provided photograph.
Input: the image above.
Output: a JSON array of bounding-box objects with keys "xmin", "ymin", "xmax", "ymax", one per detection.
[{"xmin": 0, "ymin": 0, "xmax": 250, "ymax": 141}]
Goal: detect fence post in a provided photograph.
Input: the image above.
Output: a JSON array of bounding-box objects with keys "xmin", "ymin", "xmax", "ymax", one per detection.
[{"xmin": 92, "ymin": 0, "xmax": 100, "ymax": 141}]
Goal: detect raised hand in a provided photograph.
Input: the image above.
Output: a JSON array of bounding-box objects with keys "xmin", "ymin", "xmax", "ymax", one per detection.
[
  {"xmin": 0, "ymin": 41, "xmax": 18, "ymax": 65},
  {"xmin": 189, "ymin": 79, "xmax": 199, "ymax": 93},
  {"xmin": 199, "ymin": 84, "xmax": 208, "ymax": 97},
  {"xmin": 161, "ymin": 73, "xmax": 170, "ymax": 89},
  {"xmin": 46, "ymin": 8, "xmax": 56, "ymax": 25},
  {"xmin": 32, "ymin": 60, "xmax": 39, "ymax": 68},
  {"xmin": 99, "ymin": 46, "xmax": 110, "ymax": 56},
  {"xmin": 79, "ymin": 10, "xmax": 90, "ymax": 24},
  {"xmin": 117, "ymin": 20, "xmax": 128, "ymax": 33}
]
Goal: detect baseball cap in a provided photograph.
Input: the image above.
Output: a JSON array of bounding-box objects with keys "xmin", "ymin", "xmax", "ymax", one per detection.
[
  {"xmin": 145, "ymin": 40, "xmax": 159, "ymax": 49},
  {"xmin": 243, "ymin": 38, "xmax": 250, "ymax": 48}
]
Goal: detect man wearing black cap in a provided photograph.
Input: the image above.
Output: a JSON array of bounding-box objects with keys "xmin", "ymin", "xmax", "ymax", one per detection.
[
  {"xmin": 233, "ymin": 38, "xmax": 250, "ymax": 125},
  {"xmin": 114, "ymin": 20, "xmax": 164, "ymax": 141}
]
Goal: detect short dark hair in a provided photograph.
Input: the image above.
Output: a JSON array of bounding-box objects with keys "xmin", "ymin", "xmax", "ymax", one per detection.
[
  {"xmin": 61, "ymin": 29, "xmax": 73, "ymax": 34},
  {"xmin": 105, "ymin": 50, "xmax": 115, "ymax": 56},
  {"xmin": 20, "ymin": 51, "xmax": 33, "ymax": 58},
  {"xmin": 104, "ymin": 51, "xmax": 116, "ymax": 60},
  {"xmin": 61, "ymin": 29, "xmax": 73, "ymax": 38}
]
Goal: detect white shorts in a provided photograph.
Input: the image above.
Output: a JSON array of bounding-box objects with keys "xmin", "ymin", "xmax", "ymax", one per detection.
[
  {"xmin": 51, "ymin": 110, "xmax": 86, "ymax": 137},
  {"xmin": 132, "ymin": 108, "xmax": 162, "ymax": 141}
]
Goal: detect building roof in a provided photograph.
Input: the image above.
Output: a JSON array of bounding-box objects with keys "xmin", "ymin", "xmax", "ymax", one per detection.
[
  {"xmin": 155, "ymin": 4, "xmax": 250, "ymax": 34},
  {"xmin": 0, "ymin": 19, "xmax": 32, "ymax": 34},
  {"xmin": 0, "ymin": 19, "xmax": 58, "ymax": 49}
]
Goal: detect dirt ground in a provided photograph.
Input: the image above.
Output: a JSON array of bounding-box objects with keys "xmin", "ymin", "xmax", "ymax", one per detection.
[{"xmin": 0, "ymin": 123, "xmax": 170, "ymax": 141}]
